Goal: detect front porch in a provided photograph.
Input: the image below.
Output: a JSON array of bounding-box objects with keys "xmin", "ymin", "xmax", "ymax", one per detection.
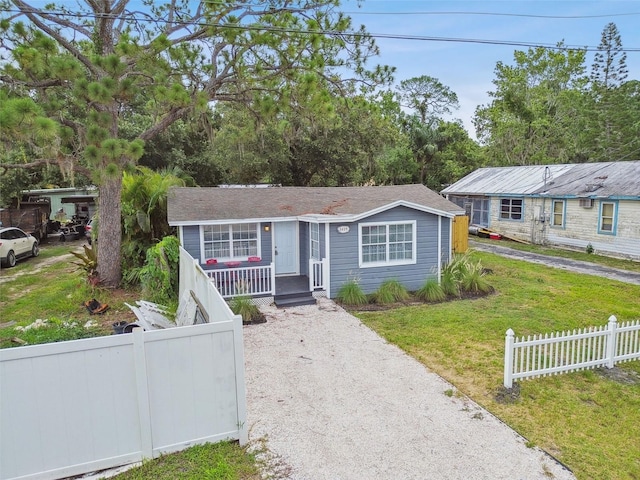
[{"xmin": 204, "ymin": 259, "xmax": 327, "ymax": 306}]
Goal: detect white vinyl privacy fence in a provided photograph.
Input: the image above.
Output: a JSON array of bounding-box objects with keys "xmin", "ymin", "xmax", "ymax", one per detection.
[
  {"xmin": 0, "ymin": 247, "xmax": 246, "ymax": 480},
  {"xmin": 504, "ymin": 315, "xmax": 640, "ymax": 388}
]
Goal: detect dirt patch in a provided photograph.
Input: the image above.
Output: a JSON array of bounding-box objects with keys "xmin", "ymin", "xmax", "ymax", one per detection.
[
  {"xmin": 340, "ymin": 289, "xmax": 495, "ymax": 312},
  {"xmin": 494, "ymin": 383, "xmax": 521, "ymax": 404},
  {"xmin": 595, "ymin": 366, "xmax": 640, "ymax": 385}
]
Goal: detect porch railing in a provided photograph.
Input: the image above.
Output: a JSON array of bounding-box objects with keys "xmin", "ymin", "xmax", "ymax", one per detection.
[
  {"xmin": 309, "ymin": 258, "xmax": 326, "ymax": 291},
  {"xmin": 206, "ymin": 263, "xmax": 275, "ymax": 298}
]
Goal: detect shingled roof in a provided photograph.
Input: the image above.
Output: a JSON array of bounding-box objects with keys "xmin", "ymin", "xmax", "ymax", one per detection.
[{"xmin": 167, "ymin": 184, "xmax": 464, "ymax": 224}]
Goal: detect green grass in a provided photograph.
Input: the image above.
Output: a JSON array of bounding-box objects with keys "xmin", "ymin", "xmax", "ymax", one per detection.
[
  {"xmin": 356, "ymin": 251, "xmax": 640, "ymax": 480},
  {"xmin": 111, "ymin": 441, "xmax": 260, "ymax": 480},
  {"xmin": 0, "ymin": 243, "xmax": 141, "ymax": 347},
  {"xmin": 1, "ymin": 248, "xmax": 262, "ymax": 479}
]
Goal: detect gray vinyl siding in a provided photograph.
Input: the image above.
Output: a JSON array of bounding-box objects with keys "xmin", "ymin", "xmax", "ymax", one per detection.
[
  {"xmin": 181, "ymin": 225, "xmax": 202, "ymax": 261},
  {"xmin": 180, "ymin": 222, "xmax": 273, "ymax": 269},
  {"xmin": 329, "ymin": 206, "xmax": 449, "ymax": 296}
]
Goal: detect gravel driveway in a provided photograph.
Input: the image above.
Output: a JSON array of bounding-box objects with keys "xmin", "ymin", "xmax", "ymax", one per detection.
[{"xmin": 244, "ymin": 298, "xmax": 576, "ymax": 480}]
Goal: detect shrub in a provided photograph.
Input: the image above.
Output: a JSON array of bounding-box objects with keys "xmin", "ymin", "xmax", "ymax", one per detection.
[
  {"xmin": 230, "ymin": 296, "xmax": 262, "ymax": 324},
  {"xmin": 440, "ymin": 269, "xmax": 460, "ymax": 297},
  {"xmin": 337, "ymin": 279, "xmax": 368, "ymax": 306},
  {"xmin": 373, "ymin": 279, "xmax": 409, "ymax": 304},
  {"xmin": 460, "ymin": 263, "xmax": 492, "ymax": 294},
  {"xmin": 416, "ymin": 278, "xmax": 446, "ymax": 302},
  {"xmin": 139, "ymin": 235, "xmax": 180, "ymax": 306},
  {"xmin": 70, "ymin": 244, "xmax": 99, "ymax": 285},
  {"xmin": 441, "ymin": 251, "xmax": 493, "ymax": 296}
]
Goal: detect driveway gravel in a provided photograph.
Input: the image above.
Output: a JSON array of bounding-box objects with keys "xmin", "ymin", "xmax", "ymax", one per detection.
[{"xmin": 244, "ymin": 298, "xmax": 576, "ymax": 480}]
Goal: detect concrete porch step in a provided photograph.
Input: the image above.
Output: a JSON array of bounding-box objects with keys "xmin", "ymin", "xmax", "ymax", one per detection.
[{"xmin": 274, "ymin": 291, "xmax": 316, "ymax": 308}]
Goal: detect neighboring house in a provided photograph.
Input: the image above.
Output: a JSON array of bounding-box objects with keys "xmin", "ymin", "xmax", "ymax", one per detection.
[
  {"xmin": 22, "ymin": 186, "xmax": 97, "ymax": 221},
  {"xmin": 167, "ymin": 184, "xmax": 464, "ymax": 305},
  {"xmin": 441, "ymin": 161, "xmax": 640, "ymax": 261}
]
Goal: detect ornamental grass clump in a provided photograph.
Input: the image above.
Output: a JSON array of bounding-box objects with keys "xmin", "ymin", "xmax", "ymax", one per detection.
[
  {"xmin": 416, "ymin": 278, "xmax": 446, "ymax": 302},
  {"xmin": 441, "ymin": 251, "xmax": 493, "ymax": 296},
  {"xmin": 460, "ymin": 261, "xmax": 492, "ymax": 293},
  {"xmin": 230, "ymin": 296, "xmax": 262, "ymax": 324},
  {"xmin": 373, "ymin": 279, "xmax": 410, "ymax": 304},
  {"xmin": 337, "ymin": 279, "xmax": 368, "ymax": 306}
]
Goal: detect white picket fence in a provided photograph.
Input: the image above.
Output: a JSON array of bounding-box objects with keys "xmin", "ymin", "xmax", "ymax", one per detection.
[
  {"xmin": 504, "ymin": 315, "xmax": 640, "ymax": 388},
  {"xmin": 0, "ymin": 248, "xmax": 246, "ymax": 480}
]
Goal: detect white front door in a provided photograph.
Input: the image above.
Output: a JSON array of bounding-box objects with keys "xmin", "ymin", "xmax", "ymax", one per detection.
[{"xmin": 274, "ymin": 221, "xmax": 298, "ymax": 275}]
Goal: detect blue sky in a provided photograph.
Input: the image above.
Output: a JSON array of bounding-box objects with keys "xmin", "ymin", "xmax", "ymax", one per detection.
[{"xmin": 342, "ymin": 1, "xmax": 640, "ymax": 139}]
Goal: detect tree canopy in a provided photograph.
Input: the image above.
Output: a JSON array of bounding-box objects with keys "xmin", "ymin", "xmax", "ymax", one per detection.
[{"xmin": 0, "ymin": 0, "xmax": 391, "ymax": 286}]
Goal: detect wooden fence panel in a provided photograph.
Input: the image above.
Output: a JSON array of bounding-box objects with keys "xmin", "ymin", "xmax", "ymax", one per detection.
[{"xmin": 452, "ymin": 215, "xmax": 469, "ymax": 253}]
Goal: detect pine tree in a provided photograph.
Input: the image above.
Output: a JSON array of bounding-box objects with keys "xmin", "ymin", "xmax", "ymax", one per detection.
[{"xmin": 590, "ymin": 23, "xmax": 630, "ymax": 161}]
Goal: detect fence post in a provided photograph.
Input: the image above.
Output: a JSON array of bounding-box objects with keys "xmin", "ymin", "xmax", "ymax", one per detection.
[
  {"xmin": 504, "ymin": 329, "xmax": 515, "ymax": 388},
  {"xmin": 270, "ymin": 262, "xmax": 276, "ymax": 295},
  {"xmin": 133, "ymin": 327, "xmax": 153, "ymax": 459},
  {"xmin": 606, "ymin": 315, "xmax": 618, "ymax": 369}
]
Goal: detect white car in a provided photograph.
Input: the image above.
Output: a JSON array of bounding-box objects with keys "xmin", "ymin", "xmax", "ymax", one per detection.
[{"xmin": 0, "ymin": 227, "xmax": 39, "ymax": 267}]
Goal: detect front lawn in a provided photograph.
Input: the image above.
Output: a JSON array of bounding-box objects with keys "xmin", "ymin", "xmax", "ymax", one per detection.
[{"xmin": 355, "ymin": 251, "xmax": 640, "ymax": 480}]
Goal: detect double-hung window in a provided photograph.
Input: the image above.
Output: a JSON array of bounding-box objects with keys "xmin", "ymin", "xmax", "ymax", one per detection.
[
  {"xmin": 551, "ymin": 199, "xmax": 565, "ymax": 227},
  {"xmin": 203, "ymin": 223, "xmax": 259, "ymax": 260},
  {"xmin": 359, "ymin": 221, "xmax": 416, "ymax": 267},
  {"xmin": 500, "ymin": 198, "xmax": 523, "ymax": 221},
  {"xmin": 598, "ymin": 201, "xmax": 617, "ymax": 234},
  {"xmin": 310, "ymin": 223, "xmax": 320, "ymax": 260}
]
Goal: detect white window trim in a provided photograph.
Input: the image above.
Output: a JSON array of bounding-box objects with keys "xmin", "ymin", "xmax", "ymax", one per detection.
[
  {"xmin": 358, "ymin": 220, "xmax": 417, "ymax": 268},
  {"xmin": 310, "ymin": 223, "xmax": 320, "ymax": 260},
  {"xmin": 200, "ymin": 223, "xmax": 261, "ymax": 262},
  {"xmin": 598, "ymin": 201, "xmax": 617, "ymax": 235},
  {"xmin": 551, "ymin": 199, "xmax": 566, "ymax": 228}
]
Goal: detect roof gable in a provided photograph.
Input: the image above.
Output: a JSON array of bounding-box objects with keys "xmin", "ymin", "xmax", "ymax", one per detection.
[{"xmin": 167, "ymin": 185, "xmax": 464, "ymax": 225}]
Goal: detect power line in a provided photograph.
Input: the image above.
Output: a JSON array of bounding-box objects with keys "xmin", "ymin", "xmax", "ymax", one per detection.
[
  {"xmin": 342, "ymin": 10, "xmax": 640, "ymax": 20},
  {"xmin": 2, "ymin": 6, "xmax": 640, "ymax": 53}
]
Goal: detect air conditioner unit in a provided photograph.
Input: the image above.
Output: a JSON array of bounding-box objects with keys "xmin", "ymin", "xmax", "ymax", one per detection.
[{"xmin": 579, "ymin": 198, "xmax": 594, "ymax": 208}]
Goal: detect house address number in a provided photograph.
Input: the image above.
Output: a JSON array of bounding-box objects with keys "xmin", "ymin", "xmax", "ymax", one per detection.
[{"xmin": 337, "ymin": 226, "xmax": 350, "ymax": 234}]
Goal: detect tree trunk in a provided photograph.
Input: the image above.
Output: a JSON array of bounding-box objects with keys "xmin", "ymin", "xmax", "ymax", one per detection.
[{"xmin": 97, "ymin": 174, "xmax": 123, "ymax": 288}]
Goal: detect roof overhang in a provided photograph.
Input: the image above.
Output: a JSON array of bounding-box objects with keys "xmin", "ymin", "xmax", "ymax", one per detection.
[
  {"xmin": 61, "ymin": 195, "xmax": 97, "ymax": 203},
  {"xmin": 168, "ymin": 200, "xmax": 464, "ymax": 226}
]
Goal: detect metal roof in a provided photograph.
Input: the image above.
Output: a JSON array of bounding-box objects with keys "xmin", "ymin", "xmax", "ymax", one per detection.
[
  {"xmin": 535, "ymin": 161, "xmax": 640, "ymax": 197},
  {"xmin": 167, "ymin": 184, "xmax": 464, "ymax": 224},
  {"xmin": 441, "ymin": 161, "xmax": 640, "ymax": 198}
]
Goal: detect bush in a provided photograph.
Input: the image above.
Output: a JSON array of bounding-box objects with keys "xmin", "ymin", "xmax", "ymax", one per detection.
[
  {"xmin": 70, "ymin": 244, "xmax": 99, "ymax": 285},
  {"xmin": 373, "ymin": 279, "xmax": 409, "ymax": 304},
  {"xmin": 416, "ymin": 279, "xmax": 446, "ymax": 302},
  {"xmin": 230, "ymin": 296, "xmax": 263, "ymax": 324},
  {"xmin": 139, "ymin": 235, "xmax": 180, "ymax": 306},
  {"xmin": 441, "ymin": 251, "xmax": 492, "ymax": 296},
  {"xmin": 460, "ymin": 264, "xmax": 492, "ymax": 293},
  {"xmin": 337, "ymin": 279, "xmax": 368, "ymax": 306}
]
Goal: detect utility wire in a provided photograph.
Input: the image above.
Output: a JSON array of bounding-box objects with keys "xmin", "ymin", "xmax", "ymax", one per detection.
[{"xmin": 2, "ymin": 6, "xmax": 640, "ymax": 52}]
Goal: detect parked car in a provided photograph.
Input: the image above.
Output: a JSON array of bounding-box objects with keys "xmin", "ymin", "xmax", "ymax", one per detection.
[
  {"xmin": 0, "ymin": 227, "xmax": 39, "ymax": 267},
  {"xmin": 84, "ymin": 216, "xmax": 96, "ymax": 245}
]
